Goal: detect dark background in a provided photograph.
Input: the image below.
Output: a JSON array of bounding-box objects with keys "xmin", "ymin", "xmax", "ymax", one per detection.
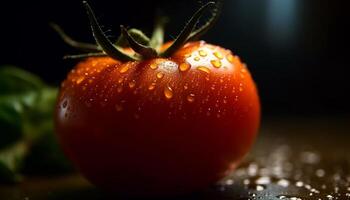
[{"xmin": 0, "ymin": 0, "xmax": 349, "ymax": 116}]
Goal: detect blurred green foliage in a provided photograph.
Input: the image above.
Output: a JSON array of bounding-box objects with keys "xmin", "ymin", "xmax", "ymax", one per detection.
[{"xmin": 0, "ymin": 66, "xmax": 73, "ymax": 183}]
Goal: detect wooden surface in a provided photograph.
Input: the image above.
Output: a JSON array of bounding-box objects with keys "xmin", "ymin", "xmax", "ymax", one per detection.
[{"xmin": 0, "ymin": 117, "xmax": 349, "ymax": 200}]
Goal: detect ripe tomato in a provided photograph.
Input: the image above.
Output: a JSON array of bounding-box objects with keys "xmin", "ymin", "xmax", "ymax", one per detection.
[{"xmin": 54, "ymin": 1, "xmax": 260, "ymax": 197}]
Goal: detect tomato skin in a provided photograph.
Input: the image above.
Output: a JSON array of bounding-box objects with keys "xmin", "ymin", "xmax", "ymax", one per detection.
[{"xmin": 55, "ymin": 41, "xmax": 260, "ymax": 196}]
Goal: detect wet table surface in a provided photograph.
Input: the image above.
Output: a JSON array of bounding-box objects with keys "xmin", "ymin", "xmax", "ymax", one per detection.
[{"xmin": 1, "ymin": 117, "xmax": 349, "ymax": 200}]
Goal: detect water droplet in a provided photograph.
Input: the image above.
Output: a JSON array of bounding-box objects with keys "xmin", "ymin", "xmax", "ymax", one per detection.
[
  {"xmin": 239, "ymin": 83, "xmax": 243, "ymax": 92},
  {"xmin": 156, "ymin": 72, "xmax": 164, "ymax": 79},
  {"xmin": 277, "ymin": 179, "xmax": 290, "ymax": 187},
  {"xmin": 149, "ymin": 63, "xmax": 158, "ymax": 70},
  {"xmin": 115, "ymin": 104, "xmax": 123, "ymax": 112},
  {"xmin": 85, "ymin": 98, "xmax": 93, "ymax": 107},
  {"xmin": 243, "ymin": 179, "xmax": 250, "ymax": 185},
  {"xmin": 295, "ymin": 181, "xmax": 304, "ymax": 187},
  {"xmin": 255, "ymin": 176, "xmax": 271, "ymax": 185},
  {"xmin": 316, "ymin": 169, "xmax": 325, "ymax": 177},
  {"xmin": 194, "ymin": 56, "xmax": 200, "ymax": 61},
  {"xmin": 256, "ymin": 185, "xmax": 265, "ymax": 191},
  {"xmin": 187, "ymin": 94, "xmax": 195, "ymax": 103},
  {"xmin": 183, "ymin": 84, "xmax": 188, "ymax": 90},
  {"xmin": 118, "ymin": 77, "xmax": 123, "ymax": 83},
  {"xmin": 211, "ymin": 59, "xmax": 222, "ymax": 68},
  {"xmin": 148, "ymin": 83, "xmax": 156, "ymax": 91},
  {"xmin": 196, "ymin": 66, "xmax": 211, "ymax": 74},
  {"xmin": 76, "ymin": 76, "xmax": 85, "ymax": 84},
  {"xmin": 179, "ymin": 63, "xmax": 191, "ymax": 72},
  {"xmin": 119, "ymin": 65, "xmax": 129, "ymax": 73},
  {"xmin": 225, "ymin": 179, "xmax": 234, "ymax": 185},
  {"xmin": 62, "ymin": 100, "xmax": 68, "ymax": 108},
  {"xmin": 213, "ymin": 51, "xmax": 223, "ymax": 59},
  {"xmin": 164, "ymin": 85, "xmax": 174, "ymax": 99},
  {"xmin": 226, "ymin": 54, "xmax": 235, "ymax": 63},
  {"xmin": 276, "ymin": 195, "xmax": 301, "ymax": 200},
  {"xmin": 198, "ymin": 49, "xmax": 207, "ymax": 57},
  {"xmin": 128, "ymin": 80, "xmax": 136, "ymax": 88}
]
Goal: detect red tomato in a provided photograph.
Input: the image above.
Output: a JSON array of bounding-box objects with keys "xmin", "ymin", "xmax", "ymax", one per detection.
[
  {"xmin": 55, "ymin": 41, "xmax": 260, "ymax": 196},
  {"xmin": 54, "ymin": 1, "xmax": 260, "ymax": 197}
]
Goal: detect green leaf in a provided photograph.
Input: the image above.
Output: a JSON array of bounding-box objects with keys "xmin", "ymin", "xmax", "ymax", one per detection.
[
  {"xmin": 21, "ymin": 87, "xmax": 73, "ymax": 174},
  {"xmin": 0, "ymin": 98, "xmax": 23, "ymax": 149},
  {"xmin": 0, "ymin": 66, "xmax": 73, "ymax": 182},
  {"xmin": 0, "ymin": 66, "xmax": 44, "ymax": 95},
  {"xmin": 22, "ymin": 87, "xmax": 58, "ymax": 141},
  {"xmin": 0, "ymin": 66, "xmax": 44, "ymax": 149},
  {"xmin": 0, "ymin": 141, "xmax": 28, "ymax": 183}
]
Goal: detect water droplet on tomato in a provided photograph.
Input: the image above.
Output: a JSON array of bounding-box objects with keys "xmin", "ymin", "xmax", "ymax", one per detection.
[
  {"xmin": 148, "ymin": 83, "xmax": 156, "ymax": 91},
  {"xmin": 85, "ymin": 98, "xmax": 93, "ymax": 107},
  {"xmin": 194, "ymin": 56, "xmax": 200, "ymax": 61},
  {"xmin": 118, "ymin": 77, "xmax": 123, "ymax": 83},
  {"xmin": 187, "ymin": 94, "xmax": 195, "ymax": 103},
  {"xmin": 226, "ymin": 54, "xmax": 235, "ymax": 63},
  {"xmin": 196, "ymin": 66, "xmax": 211, "ymax": 74},
  {"xmin": 213, "ymin": 51, "xmax": 223, "ymax": 59},
  {"xmin": 198, "ymin": 49, "xmax": 207, "ymax": 57},
  {"xmin": 239, "ymin": 83, "xmax": 243, "ymax": 92},
  {"xmin": 119, "ymin": 65, "xmax": 129, "ymax": 73},
  {"xmin": 179, "ymin": 62, "xmax": 191, "ymax": 72},
  {"xmin": 62, "ymin": 100, "xmax": 68, "ymax": 108},
  {"xmin": 128, "ymin": 80, "xmax": 136, "ymax": 88},
  {"xmin": 164, "ymin": 85, "xmax": 174, "ymax": 99},
  {"xmin": 156, "ymin": 72, "xmax": 164, "ymax": 79},
  {"xmin": 211, "ymin": 59, "xmax": 222, "ymax": 68},
  {"xmin": 149, "ymin": 63, "xmax": 158, "ymax": 70},
  {"xmin": 76, "ymin": 76, "xmax": 85, "ymax": 84}
]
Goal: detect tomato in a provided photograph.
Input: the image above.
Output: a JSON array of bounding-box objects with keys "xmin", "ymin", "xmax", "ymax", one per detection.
[{"xmin": 54, "ymin": 1, "xmax": 260, "ymax": 197}]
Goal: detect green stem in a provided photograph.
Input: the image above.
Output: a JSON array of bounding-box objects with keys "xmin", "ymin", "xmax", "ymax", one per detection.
[
  {"xmin": 115, "ymin": 28, "xmax": 151, "ymax": 47},
  {"xmin": 187, "ymin": 0, "xmax": 223, "ymax": 41},
  {"xmin": 50, "ymin": 23, "xmax": 100, "ymax": 52},
  {"xmin": 160, "ymin": 2, "xmax": 215, "ymax": 58},
  {"xmin": 120, "ymin": 26, "xmax": 158, "ymax": 59},
  {"xmin": 150, "ymin": 12, "xmax": 167, "ymax": 51},
  {"xmin": 83, "ymin": 1, "xmax": 139, "ymax": 61},
  {"xmin": 63, "ymin": 52, "xmax": 106, "ymax": 59}
]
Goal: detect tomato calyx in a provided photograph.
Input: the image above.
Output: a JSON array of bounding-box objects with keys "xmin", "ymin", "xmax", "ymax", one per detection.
[{"xmin": 52, "ymin": 1, "xmax": 222, "ymax": 61}]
